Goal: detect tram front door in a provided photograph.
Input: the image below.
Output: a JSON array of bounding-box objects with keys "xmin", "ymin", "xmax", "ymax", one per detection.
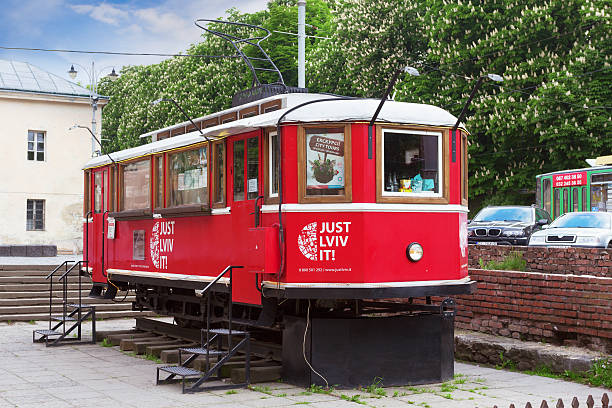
[
  {"xmin": 91, "ymin": 168, "xmax": 108, "ymax": 282},
  {"xmin": 230, "ymin": 133, "xmax": 263, "ymax": 305}
]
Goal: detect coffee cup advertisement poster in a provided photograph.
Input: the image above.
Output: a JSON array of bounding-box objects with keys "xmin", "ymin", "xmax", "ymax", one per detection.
[{"xmin": 306, "ymin": 132, "xmax": 345, "ymax": 189}]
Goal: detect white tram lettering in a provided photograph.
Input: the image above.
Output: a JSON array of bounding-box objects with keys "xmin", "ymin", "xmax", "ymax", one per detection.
[
  {"xmin": 319, "ymin": 221, "xmax": 351, "ymax": 234},
  {"xmin": 160, "ymin": 221, "xmax": 175, "ymax": 235},
  {"xmin": 160, "ymin": 238, "xmax": 174, "ymax": 252}
]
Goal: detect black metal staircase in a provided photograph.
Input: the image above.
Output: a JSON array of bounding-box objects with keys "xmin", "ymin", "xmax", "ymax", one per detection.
[
  {"xmin": 32, "ymin": 260, "xmax": 97, "ymax": 346},
  {"xmin": 156, "ymin": 265, "xmax": 251, "ymax": 393}
]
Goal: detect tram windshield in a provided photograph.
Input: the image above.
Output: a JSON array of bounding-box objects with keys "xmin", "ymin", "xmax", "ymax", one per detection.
[
  {"xmin": 549, "ymin": 213, "xmax": 611, "ymax": 229},
  {"xmin": 472, "ymin": 207, "xmax": 533, "ymax": 223}
]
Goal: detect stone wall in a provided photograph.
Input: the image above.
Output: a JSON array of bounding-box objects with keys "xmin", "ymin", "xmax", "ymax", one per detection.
[
  {"xmin": 468, "ymin": 245, "xmax": 612, "ymax": 277},
  {"xmin": 455, "ymin": 268, "xmax": 612, "ymax": 353}
]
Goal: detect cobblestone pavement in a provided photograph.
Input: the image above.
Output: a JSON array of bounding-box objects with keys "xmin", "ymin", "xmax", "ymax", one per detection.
[{"xmin": 0, "ymin": 319, "xmax": 608, "ymax": 408}]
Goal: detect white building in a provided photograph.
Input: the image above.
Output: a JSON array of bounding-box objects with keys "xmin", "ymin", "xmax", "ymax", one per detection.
[{"xmin": 0, "ymin": 60, "xmax": 108, "ymax": 252}]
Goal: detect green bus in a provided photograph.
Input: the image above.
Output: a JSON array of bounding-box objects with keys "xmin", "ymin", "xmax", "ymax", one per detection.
[{"xmin": 536, "ymin": 164, "xmax": 612, "ymax": 220}]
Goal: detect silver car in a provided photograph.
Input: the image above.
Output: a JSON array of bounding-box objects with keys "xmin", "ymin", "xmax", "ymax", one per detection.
[{"xmin": 528, "ymin": 212, "xmax": 612, "ymax": 248}]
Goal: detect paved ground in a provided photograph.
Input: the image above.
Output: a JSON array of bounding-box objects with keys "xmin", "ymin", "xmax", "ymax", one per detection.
[{"xmin": 0, "ymin": 319, "xmax": 608, "ymax": 408}]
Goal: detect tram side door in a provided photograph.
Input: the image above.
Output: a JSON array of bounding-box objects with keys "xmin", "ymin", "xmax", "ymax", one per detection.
[
  {"xmin": 91, "ymin": 168, "xmax": 108, "ymax": 281},
  {"xmin": 229, "ymin": 134, "xmax": 263, "ymax": 305}
]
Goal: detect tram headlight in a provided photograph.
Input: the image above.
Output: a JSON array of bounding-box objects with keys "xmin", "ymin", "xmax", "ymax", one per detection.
[{"xmin": 406, "ymin": 242, "xmax": 424, "ymax": 262}]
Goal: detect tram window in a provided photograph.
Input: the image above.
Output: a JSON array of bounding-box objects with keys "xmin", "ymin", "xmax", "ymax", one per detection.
[
  {"xmin": 94, "ymin": 172, "xmax": 102, "ymax": 214},
  {"xmin": 212, "ymin": 141, "xmax": 226, "ymax": 207},
  {"xmin": 299, "ymin": 126, "xmax": 351, "ymax": 202},
  {"xmin": 380, "ymin": 129, "xmax": 443, "ymax": 201},
  {"xmin": 268, "ymin": 131, "xmax": 279, "ymax": 198},
  {"xmin": 233, "ymin": 140, "xmax": 245, "ymax": 201},
  {"xmin": 247, "ymin": 138, "xmax": 259, "ymax": 200},
  {"xmin": 535, "ymin": 178, "xmax": 541, "ymax": 208},
  {"xmin": 543, "ymin": 178, "xmax": 551, "ymax": 214},
  {"xmin": 120, "ymin": 159, "xmax": 151, "ymax": 210},
  {"xmin": 582, "ymin": 188, "xmax": 587, "ymax": 212},
  {"xmin": 154, "ymin": 156, "xmax": 164, "ymax": 208},
  {"xmin": 168, "ymin": 146, "xmax": 208, "ymax": 207},
  {"xmin": 553, "ymin": 189, "xmax": 560, "ymax": 218},
  {"xmin": 573, "ymin": 189, "xmax": 579, "ymax": 212},
  {"xmin": 562, "ymin": 189, "xmax": 568, "ymax": 214}
]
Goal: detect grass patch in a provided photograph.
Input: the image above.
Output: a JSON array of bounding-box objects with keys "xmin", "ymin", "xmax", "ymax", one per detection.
[
  {"xmin": 101, "ymin": 338, "xmax": 113, "ymax": 347},
  {"xmin": 524, "ymin": 359, "xmax": 612, "ymax": 389},
  {"xmin": 28, "ymin": 320, "xmax": 36, "ymax": 325},
  {"xmin": 276, "ymin": 393, "xmax": 287, "ymax": 397},
  {"xmin": 479, "ymin": 251, "xmax": 526, "ymax": 271},
  {"xmin": 363, "ymin": 377, "xmax": 386, "ymax": 396},
  {"xmin": 144, "ymin": 353, "xmax": 162, "ymax": 363},
  {"xmin": 225, "ymin": 390, "xmax": 237, "ymax": 395},
  {"xmin": 306, "ymin": 384, "xmax": 334, "ymax": 394},
  {"xmin": 340, "ymin": 394, "xmax": 366, "ymax": 405},
  {"xmin": 496, "ymin": 352, "xmax": 517, "ymax": 371},
  {"xmin": 294, "ymin": 403, "xmax": 310, "ymax": 405},
  {"xmin": 249, "ymin": 385, "xmax": 273, "ymax": 395}
]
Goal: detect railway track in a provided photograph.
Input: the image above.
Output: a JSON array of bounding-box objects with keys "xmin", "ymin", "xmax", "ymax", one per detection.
[{"xmin": 95, "ymin": 318, "xmax": 283, "ymax": 384}]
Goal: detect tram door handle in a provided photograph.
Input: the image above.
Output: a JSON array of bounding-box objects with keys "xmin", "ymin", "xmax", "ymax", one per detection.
[{"xmin": 250, "ymin": 195, "xmax": 265, "ymax": 228}]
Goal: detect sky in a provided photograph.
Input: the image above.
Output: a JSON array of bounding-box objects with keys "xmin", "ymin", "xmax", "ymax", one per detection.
[{"xmin": 0, "ymin": 0, "xmax": 270, "ymax": 83}]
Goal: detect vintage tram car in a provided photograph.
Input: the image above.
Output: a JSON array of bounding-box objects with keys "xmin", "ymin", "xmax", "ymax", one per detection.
[{"xmin": 82, "ymin": 91, "xmax": 475, "ymax": 386}]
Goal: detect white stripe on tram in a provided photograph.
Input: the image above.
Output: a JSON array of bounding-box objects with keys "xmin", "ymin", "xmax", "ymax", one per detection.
[{"xmin": 260, "ymin": 203, "xmax": 469, "ymax": 214}]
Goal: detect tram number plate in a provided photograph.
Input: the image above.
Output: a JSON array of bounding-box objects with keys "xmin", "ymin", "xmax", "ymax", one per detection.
[{"xmin": 476, "ymin": 242, "xmax": 497, "ymax": 246}]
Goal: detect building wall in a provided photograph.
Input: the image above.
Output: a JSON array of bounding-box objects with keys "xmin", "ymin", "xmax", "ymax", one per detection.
[{"xmin": 0, "ymin": 91, "xmax": 104, "ymax": 252}]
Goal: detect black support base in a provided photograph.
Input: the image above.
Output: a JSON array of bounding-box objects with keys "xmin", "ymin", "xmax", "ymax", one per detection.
[{"xmin": 282, "ymin": 313, "xmax": 454, "ymax": 388}]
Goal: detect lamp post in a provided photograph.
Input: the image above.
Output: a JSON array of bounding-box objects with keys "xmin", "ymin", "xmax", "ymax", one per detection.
[
  {"xmin": 451, "ymin": 73, "xmax": 503, "ymax": 162},
  {"xmin": 68, "ymin": 62, "xmax": 118, "ymax": 156}
]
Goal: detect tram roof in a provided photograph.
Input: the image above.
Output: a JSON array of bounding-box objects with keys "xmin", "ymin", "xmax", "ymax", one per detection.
[
  {"xmin": 537, "ymin": 164, "xmax": 612, "ymax": 178},
  {"xmin": 84, "ymin": 94, "xmax": 463, "ymax": 169}
]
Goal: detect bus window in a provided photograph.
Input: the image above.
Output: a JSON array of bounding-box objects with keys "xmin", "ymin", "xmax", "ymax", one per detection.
[
  {"xmin": 591, "ymin": 185, "xmax": 607, "ymax": 212},
  {"xmin": 562, "ymin": 189, "xmax": 568, "ymax": 214},
  {"xmin": 582, "ymin": 188, "xmax": 587, "ymax": 212},
  {"xmin": 572, "ymin": 189, "xmax": 579, "ymax": 212},
  {"xmin": 543, "ymin": 178, "xmax": 551, "ymax": 214},
  {"xmin": 553, "ymin": 189, "xmax": 560, "ymax": 218}
]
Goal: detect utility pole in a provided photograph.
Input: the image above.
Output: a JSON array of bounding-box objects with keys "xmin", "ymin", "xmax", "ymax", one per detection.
[{"xmin": 298, "ymin": 0, "xmax": 306, "ymax": 88}]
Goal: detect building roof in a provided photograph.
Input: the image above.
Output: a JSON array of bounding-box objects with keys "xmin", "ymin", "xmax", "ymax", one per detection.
[{"xmin": 0, "ymin": 59, "xmax": 107, "ymax": 99}]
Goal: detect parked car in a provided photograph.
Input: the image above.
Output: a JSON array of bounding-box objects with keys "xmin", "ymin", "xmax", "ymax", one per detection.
[
  {"xmin": 528, "ymin": 212, "xmax": 612, "ymax": 248},
  {"xmin": 468, "ymin": 206, "xmax": 551, "ymax": 246}
]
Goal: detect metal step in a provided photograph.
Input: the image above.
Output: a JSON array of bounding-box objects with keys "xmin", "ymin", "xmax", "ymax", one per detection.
[
  {"xmin": 33, "ymin": 329, "xmax": 61, "ymax": 337},
  {"xmin": 208, "ymin": 328, "xmax": 247, "ymax": 335},
  {"xmin": 0, "ymin": 290, "xmax": 91, "ymax": 299},
  {"xmin": 158, "ymin": 366, "xmax": 202, "ymax": 377},
  {"xmin": 0, "ymin": 283, "xmax": 89, "ymax": 292},
  {"xmin": 179, "ymin": 347, "xmax": 224, "ymax": 356},
  {"xmin": 51, "ymin": 316, "xmax": 77, "ymax": 322}
]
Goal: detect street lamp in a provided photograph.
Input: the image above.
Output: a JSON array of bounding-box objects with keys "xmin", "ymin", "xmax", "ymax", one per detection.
[
  {"xmin": 368, "ymin": 66, "xmax": 421, "ymax": 158},
  {"xmin": 150, "ymin": 97, "xmax": 211, "ymax": 142},
  {"xmin": 67, "ymin": 62, "xmax": 119, "ymax": 156},
  {"xmin": 68, "ymin": 124, "xmax": 116, "ymax": 165},
  {"xmin": 450, "ymin": 73, "xmax": 504, "ymax": 162}
]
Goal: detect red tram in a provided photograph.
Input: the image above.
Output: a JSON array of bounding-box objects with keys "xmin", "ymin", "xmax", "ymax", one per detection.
[{"xmin": 83, "ymin": 91, "xmax": 475, "ymax": 386}]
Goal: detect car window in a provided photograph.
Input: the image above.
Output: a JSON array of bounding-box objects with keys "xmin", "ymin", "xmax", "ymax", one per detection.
[
  {"xmin": 549, "ymin": 213, "xmax": 611, "ymax": 229},
  {"xmin": 472, "ymin": 207, "xmax": 533, "ymax": 223}
]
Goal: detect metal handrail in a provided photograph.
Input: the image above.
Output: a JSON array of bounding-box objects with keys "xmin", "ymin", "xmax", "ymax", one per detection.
[
  {"xmin": 58, "ymin": 260, "xmax": 87, "ymax": 328},
  {"xmin": 46, "ymin": 261, "xmax": 73, "ymax": 330},
  {"xmin": 201, "ymin": 265, "xmax": 243, "ymax": 364},
  {"xmin": 45, "ymin": 260, "xmax": 72, "ymax": 280}
]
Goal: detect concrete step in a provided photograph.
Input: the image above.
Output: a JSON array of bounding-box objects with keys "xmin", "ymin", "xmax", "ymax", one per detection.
[
  {"xmin": 1, "ymin": 309, "xmax": 156, "ymax": 322},
  {"xmin": 0, "ymin": 303, "xmax": 135, "ymax": 315},
  {"xmin": 0, "ymin": 270, "xmax": 57, "ymax": 277},
  {"xmin": 0, "ymin": 296, "xmax": 136, "ymax": 306},
  {"xmin": 0, "ymin": 290, "xmax": 92, "ymax": 299},
  {"xmin": 0, "ymin": 276, "xmax": 87, "ymax": 284},
  {"xmin": 0, "ymin": 283, "xmax": 91, "ymax": 292}
]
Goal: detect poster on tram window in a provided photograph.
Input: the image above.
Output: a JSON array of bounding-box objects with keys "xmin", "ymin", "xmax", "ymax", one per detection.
[{"xmin": 306, "ymin": 132, "xmax": 345, "ymax": 189}]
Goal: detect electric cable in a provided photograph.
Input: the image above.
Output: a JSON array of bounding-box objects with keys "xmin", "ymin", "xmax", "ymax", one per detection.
[
  {"xmin": 302, "ymin": 300, "xmax": 329, "ymax": 388},
  {"xmin": 0, "ymin": 45, "xmax": 240, "ymax": 58}
]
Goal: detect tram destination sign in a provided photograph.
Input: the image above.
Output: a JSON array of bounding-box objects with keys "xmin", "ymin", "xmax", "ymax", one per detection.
[{"xmin": 553, "ymin": 171, "xmax": 587, "ymax": 188}]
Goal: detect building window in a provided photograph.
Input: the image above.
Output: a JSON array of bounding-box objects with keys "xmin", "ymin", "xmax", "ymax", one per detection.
[
  {"xmin": 120, "ymin": 159, "xmax": 151, "ymax": 210},
  {"xmin": 168, "ymin": 146, "xmax": 208, "ymax": 207},
  {"xmin": 27, "ymin": 131, "xmax": 45, "ymax": 161},
  {"xmin": 26, "ymin": 199, "xmax": 45, "ymax": 231},
  {"xmin": 298, "ymin": 125, "xmax": 352, "ymax": 203}
]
